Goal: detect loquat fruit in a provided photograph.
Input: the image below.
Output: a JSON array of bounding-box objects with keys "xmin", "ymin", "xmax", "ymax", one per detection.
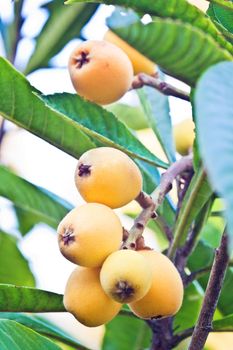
[
  {"xmin": 100, "ymin": 249, "xmax": 152, "ymax": 303},
  {"xmin": 68, "ymin": 40, "xmax": 133, "ymax": 105},
  {"xmin": 104, "ymin": 30, "xmax": 156, "ymax": 76},
  {"xmin": 64, "ymin": 266, "xmax": 121, "ymax": 327},
  {"xmin": 173, "ymin": 119, "xmax": 195, "ymax": 155},
  {"xmin": 129, "ymin": 250, "xmax": 183, "ymax": 319},
  {"xmin": 75, "ymin": 147, "xmax": 143, "ymax": 209},
  {"xmin": 57, "ymin": 203, "xmax": 122, "ymax": 267}
]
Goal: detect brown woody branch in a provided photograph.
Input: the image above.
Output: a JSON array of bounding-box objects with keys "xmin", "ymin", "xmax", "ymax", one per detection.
[
  {"xmin": 188, "ymin": 233, "xmax": 229, "ymax": 350},
  {"xmin": 132, "ymin": 73, "xmax": 190, "ymax": 102},
  {"xmin": 122, "ymin": 154, "xmax": 193, "ymax": 249}
]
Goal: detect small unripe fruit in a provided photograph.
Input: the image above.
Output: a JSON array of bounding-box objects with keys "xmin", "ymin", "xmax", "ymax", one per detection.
[
  {"xmin": 129, "ymin": 250, "xmax": 183, "ymax": 319},
  {"xmin": 68, "ymin": 40, "xmax": 133, "ymax": 105},
  {"xmin": 104, "ymin": 30, "xmax": 156, "ymax": 76},
  {"xmin": 57, "ymin": 203, "xmax": 122, "ymax": 267},
  {"xmin": 64, "ymin": 266, "xmax": 121, "ymax": 327},
  {"xmin": 173, "ymin": 119, "xmax": 195, "ymax": 155},
  {"xmin": 75, "ymin": 147, "xmax": 143, "ymax": 209},
  {"xmin": 100, "ymin": 249, "xmax": 152, "ymax": 303}
]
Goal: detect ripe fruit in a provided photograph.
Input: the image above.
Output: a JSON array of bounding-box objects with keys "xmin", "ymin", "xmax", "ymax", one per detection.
[
  {"xmin": 64, "ymin": 266, "xmax": 121, "ymax": 327},
  {"xmin": 104, "ymin": 30, "xmax": 156, "ymax": 76},
  {"xmin": 100, "ymin": 249, "xmax": 152, "ymax": 303},
  {"xmin": 129, "ymin": 250, "xmax": 183, "ymax": 319},
  {"xmin": 68, "ymin": 40, "xmax": 133, "ymax": 105},
  {"xmin": 75, "ymin": 147, "xmax": 143, "ymax": 209},
  {"xmin": 57, "ymin": 203, "xmax": 122, "ymax": 267},
  {"xmin": 173, "ymin": 119, "xmax": 195, "ymax": 155}
]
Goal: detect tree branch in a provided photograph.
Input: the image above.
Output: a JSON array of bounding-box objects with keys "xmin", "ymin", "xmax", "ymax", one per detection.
[
  {"xmin": 132, "ymin": 73, "xmax": 190, "ymax": 102},
  {"xmin": 122, "ymin": 155, "xmax": 193, "ymax": 249},
  {"xmin": 188, "ymin": 232, "xmax": 229, "ymax": 350}
]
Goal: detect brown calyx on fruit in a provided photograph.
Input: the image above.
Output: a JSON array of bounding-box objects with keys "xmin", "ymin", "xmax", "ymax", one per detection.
[
  {"xmin": 113, "ymin": 281, "xmax": 134, "ymax": 302},
  {"xmin": 61, "ymin": 229, "xmax": 75, "ymax": 246},
  {"xmin": 78, "ymin": 163, "xmax": 91, "ymax": 177},
  {"xmin": 74, "ymin": 51, "xmax": 90, "ymax": 69}
]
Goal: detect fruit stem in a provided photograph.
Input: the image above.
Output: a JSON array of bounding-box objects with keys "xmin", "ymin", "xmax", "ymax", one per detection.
[{"xmin": 132, "ymin": 73, "xmax": 190, "ymax": 102}]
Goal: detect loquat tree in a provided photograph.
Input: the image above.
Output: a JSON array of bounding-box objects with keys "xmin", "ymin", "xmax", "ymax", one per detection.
[{"xmin": 0, "ymin": 0, "xmax": 233, "ymax": 350}]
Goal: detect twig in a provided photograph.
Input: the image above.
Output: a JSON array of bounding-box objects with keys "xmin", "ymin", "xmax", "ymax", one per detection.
[
  {"xmin": 122, "ymin": 192, "xmax": 156, "ymax": 249},
  {"xmin": 188, "ymin": 233, "xmax": 229, "ymax": 350},
  {"xmin": 132, "ymin": 73, "xmax": 190, "ymax": 102},
  {"xmin": 122, "ymin": 155, "xmax": 193, "ymax": 249}
]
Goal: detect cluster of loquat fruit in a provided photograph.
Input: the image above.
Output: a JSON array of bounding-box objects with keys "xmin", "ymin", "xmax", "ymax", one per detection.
[
  {"xmin": 57, "ymin": 148, "xmax": 183, "ymax": 327},
  {"xmin": 57, "ymin": 39, "xmax": 184, "ymax": 328}
]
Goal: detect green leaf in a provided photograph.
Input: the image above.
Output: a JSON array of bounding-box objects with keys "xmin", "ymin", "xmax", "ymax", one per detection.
[
  {"xmin": 174, "ymin": 283, "xmax": 203, "ymax": 333},
  {"xmin": 0, "ymin": 231, "xmax": 35, "ymax": 287},
  {"xmin": 25, "ymin": 1, "xmax": 99, "ymax": 74},
  {"xmin": 14, "ymin": 206, "xmax": 46, "ymax": 236},
  {"xmin": 169, "ymin": 168, "xmax": 213, "ymax": 258},
  {"xmin": 137, "ymin": 84, "xmax": 176, "ymax": 163},
  {"xmin": 108, "ymin": 14, "xmax": 232, "ymax": 86},
  {"xmin": 0, "ymin": 57, "xmax": 96, "ymax": 159},
  {"xmin": 66, "ymin": 0, "xmax": 233, "ymax": 54},
  {"xmin": 105, "ymin": 103, "xmax": 148, "ymax": 130},
  {"xmin": 0, "ymin": 284, "xmax": 65, "ymax": 312},
  {"xmin": 42, "ymin": 93, "xmax": 168, "ymax": 168},
  {"xmin": 0, "ymin": 313, "xmax": 89, "ymax": 350},
  {"xmin": 213, "ymin": 313, "xmax": 233, "ymax": 331},
  {"xmin": 0, "ymin": 58, "xmax": 168, "ymax": 170},
  {"xmin": 208, "ymin": 3, "xmax": 233, "ymax": 35},
  {"xmin": 188, "ymin": 240, "xmax": 215, "ymax": 272},
  {"xmin": 208, "ymin": 0, "xmax": 233, "ymax": 11},
  {"xmin": 0, "ymin": 319, "xmax": 61, "ymax": 350},
  {"xmin": 0, "ymin": 166, "xmax": 72, "ymax": 234},
  {"xmin": 217, "ymin": 268, "xmax": 233, "ymax": 315},
  {"xmin": 195, "ymin": 61, "xmax": 233, "ymax": 252},
  {"xmin": 103, "ymin": 314, "xmax": 151, "ymax": 350}
]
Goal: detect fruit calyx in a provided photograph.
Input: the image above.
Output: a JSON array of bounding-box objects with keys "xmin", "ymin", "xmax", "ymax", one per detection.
[
  {"xmin": 61, "ymin": 229, "xmax": 75, "ymax": 246},
  {"xmin": 75, "ymin": 51, "xmax": 90, "ymax": 69},
  {"xmin": 113, "ymin": 280, "xmax": 134, "ymax": 302},
  {"xmin": 78, "ymin": 163, "xmax": 91, "ymax": 177}
]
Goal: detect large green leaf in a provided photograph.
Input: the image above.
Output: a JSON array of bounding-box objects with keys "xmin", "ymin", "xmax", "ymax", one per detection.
[
  {"xmin": 0, "ymin": 284, "xmax": 65, "ymax": 312},
  {"xmin": 0, "ymin": 57, "xmax": 167, "ymax": 170},
  {"xmin": 137, "ymin": 84, "xmax": 176, "ymax": 164},
  {"xmin": 0, "ymin": 313, "xmax": 89, "ymax": 350},
  {"xmin": 0, "ymin": 58, "xmax": 95, "ymax": 158},
  {"xmin": 42, "ymin": 93, "xmax": 167, "ymax": 168},
  {"xmin": 103, "ymin": 314, "xmax": 151, "ymax": 350},
  {"xmin": 107, "ymin": 14, "xmax": 232, "ymax": 86},
  {"xmin": 0, "ymin": 166, "xmax": 72, "ymax": 234},
  {"xmin": 25, "ymin": 1, "xmax": 99, "ymax": 74},
  {"xmin": 212, "ymin": 313, "xmax": 233, "ymax": 331},
  {"xmin": 195, "ymin": 61, "xmax": 233, "ymax": 252},
  {"xmin": 0, "ymin": 231, "xmax": 35, "ymax": 286},
  {"xmin": 65, "ymin": 0, "xmax": 233, "ymax": 54},
  {"xmin": 0, "ymin": 319, "xmax": 61, "ymax": 350}
]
